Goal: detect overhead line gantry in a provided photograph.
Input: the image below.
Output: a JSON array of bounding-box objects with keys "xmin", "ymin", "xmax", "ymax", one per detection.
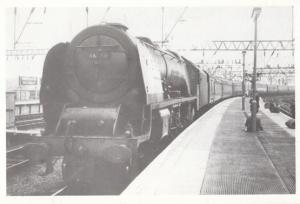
[{"xmin": 177, "ymin": 40, "xmax": 294, "ymax": 52}]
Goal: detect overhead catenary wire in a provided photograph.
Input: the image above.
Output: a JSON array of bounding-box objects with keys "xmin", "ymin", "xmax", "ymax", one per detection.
[
  {"xmin": 86, "ymin": 7, "xmax": 89, "ymax": 27},
  {"xmin": 161, "ymin": 7, "xmax": 164, "ymax": 47},
  {"xmin": 164, "ymin": 7, "xmax": 188, "ymax": 43},
  {"xmin": 101, "ymin": 7, "xmax": 111, "ymax": 23},
  {"xmin": 14, "ymin": 7, "xmax": 17, "ymax": 49},
  {"xmin": 14, "ymin": 7, "xmax": 35, "ymax": 48}
]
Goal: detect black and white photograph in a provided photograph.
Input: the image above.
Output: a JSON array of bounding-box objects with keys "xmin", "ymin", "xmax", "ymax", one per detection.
[{"xmin": 2, "ymin": 1, "xmax": 297, "ymax": 202}]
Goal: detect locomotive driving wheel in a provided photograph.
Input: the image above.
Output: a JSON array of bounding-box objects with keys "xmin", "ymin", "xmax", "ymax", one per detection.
[{"xmin": 181, "ymin": 103, "xmax": 195, "ymax": 128}]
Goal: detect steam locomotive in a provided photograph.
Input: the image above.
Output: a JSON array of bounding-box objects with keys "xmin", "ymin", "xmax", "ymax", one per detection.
[{"xmin": 31, "ymin": 23, "xmax": 293, "ymax": 194}]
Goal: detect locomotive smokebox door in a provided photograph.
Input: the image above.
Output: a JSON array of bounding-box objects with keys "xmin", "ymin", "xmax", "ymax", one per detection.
[{"xmin": 64, "ymin": 25, "xmax": 139, "ymax": 104}]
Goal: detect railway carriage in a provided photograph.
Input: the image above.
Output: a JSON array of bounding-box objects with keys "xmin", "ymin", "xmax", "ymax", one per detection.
[
  {"xmin": 209, "ymin": 77, "xmax": 215, "ymax": 102},
  {"xmin": 233, "ymin": 82, "xmax": 243, "ymax": 96},
  {"xmin": 222, "ymin": 79, "xmax": 233, "ymax": 98},
  {"xmin": 212, "ymin": 78, "xmax": 223, "ymax": 101},
  {"xmin": 197, "ymin": 69, "xmax": 210, "ymax": 109}
]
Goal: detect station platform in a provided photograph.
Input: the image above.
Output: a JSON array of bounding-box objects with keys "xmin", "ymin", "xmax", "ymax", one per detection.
[{"xmin": 122, "ymin": 97, "xmax": 295, "ymax": 195}]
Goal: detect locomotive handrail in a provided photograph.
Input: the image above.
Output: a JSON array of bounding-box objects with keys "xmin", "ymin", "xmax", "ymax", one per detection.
[
  {"xmin": 75, "ymin": 45, "xmax": 119, "ymax": 48},
  {"xmin": 140, "ymin": 40, "xmax": 183, "ymax": 62},
  {"xmin": 150, "ymin": 96, "xmax": 197, "ymax": 110},
  {"xmin": 75, "ymin": 45, "xmax": 126, "ymax": 53}
]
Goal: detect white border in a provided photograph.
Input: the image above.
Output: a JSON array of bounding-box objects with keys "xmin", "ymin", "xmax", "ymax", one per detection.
[{"xmin": 1, "ymin": 1, "xmax": 299, "ymax": 204}]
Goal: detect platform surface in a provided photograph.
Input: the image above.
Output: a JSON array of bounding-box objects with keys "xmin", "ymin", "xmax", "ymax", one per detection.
[{"xmin": 122, "ymin": 97, "xmax": 295, "ymax": 195}]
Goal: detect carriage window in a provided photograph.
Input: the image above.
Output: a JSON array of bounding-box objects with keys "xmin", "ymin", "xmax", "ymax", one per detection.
[{"xmin": 29, "ymin": 90, "xmax": 36, "ymax": 100}]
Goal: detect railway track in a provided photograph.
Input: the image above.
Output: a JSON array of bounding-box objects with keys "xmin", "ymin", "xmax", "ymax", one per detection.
[
  {"xmin": 7, "ymin": 158, "xmax": 30, "ymax": 171},
  {"xmin": 7, "ymin": 144, "xmax": 30, "ymax": 172},
  {"xmin": 51, "ymin": 186, "xmax": 69, "ymax": 196},
  {"xmin": 279, "ymin": 106, "xmax": 293, "ymax": 118},
  {"xmin": 7, "ymin": 144, "xmax": 25, "ymax": 155}
]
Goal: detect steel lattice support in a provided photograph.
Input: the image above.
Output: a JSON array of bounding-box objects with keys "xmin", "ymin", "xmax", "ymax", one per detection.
[
  {"xmin": 178, "ymin": 40, "xmax": 294, "ymax": 52},
  {"xmin": 6, "ymin": 40, "xmax": 294, "ymax": 58}
]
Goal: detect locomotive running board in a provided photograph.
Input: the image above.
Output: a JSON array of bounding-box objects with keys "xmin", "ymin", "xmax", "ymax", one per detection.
[{"xmin": 150, "ymin": 96, "xmax": 197, "ymax": 110}]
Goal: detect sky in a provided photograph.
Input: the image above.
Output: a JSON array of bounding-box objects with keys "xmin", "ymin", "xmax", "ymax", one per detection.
[{"xmin": 5, "ymin": 7, "xmax": 294, "ymax": 83}]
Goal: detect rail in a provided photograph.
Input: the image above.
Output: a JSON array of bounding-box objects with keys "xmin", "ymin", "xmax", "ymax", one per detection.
[
  {"xmin": 7, "ymin": 159, "xmax": 30, "ymax": 171},
  {"xmin": 51, "ymin": 186, "xmax": 68, "ymax": 196},
  {"xmin": 6, "ymin": 144, "xmax": 30, "ymax": 172},
  {"xmin": 279, "ymin": 106, "xmax": 293, "ymax": 118}
]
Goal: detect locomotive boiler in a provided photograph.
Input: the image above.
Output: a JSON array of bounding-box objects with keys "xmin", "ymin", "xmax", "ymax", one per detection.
[{"xmin": 32, "ymin": 23, "xmax": 202, "ymax": 194}]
